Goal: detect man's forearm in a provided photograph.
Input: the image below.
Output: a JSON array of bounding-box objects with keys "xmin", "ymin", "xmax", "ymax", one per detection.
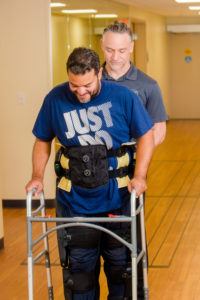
[
  {"xmin": 153, "ymin": 122, "xmax": 166, "ymax": 146},
  {"xmin": 32, "ymin": 138, "xmax": 52, "ymax": 181},
  {"xmin": 127, "ymin": 129, "xmax": 154, "ymax": 195},
  {"xmin": 134, "ymin": 129, "xmax": 155, "ymax": 179}
]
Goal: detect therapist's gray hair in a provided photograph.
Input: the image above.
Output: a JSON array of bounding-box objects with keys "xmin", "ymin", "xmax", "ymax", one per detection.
[{"xmin": 102, "ymin": 22, "xmax": 133, "ymax": 41}]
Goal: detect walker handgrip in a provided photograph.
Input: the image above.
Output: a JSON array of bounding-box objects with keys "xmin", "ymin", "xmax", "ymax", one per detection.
[
  {"xmin": 130, "ymin": 189, "xmax": 137, "ymax": 217},
  {"xmin": 26, "ymin": 189, "xmax": 45, "ymax": 217}
]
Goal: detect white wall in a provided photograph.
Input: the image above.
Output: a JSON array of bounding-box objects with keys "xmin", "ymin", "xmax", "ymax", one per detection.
[{"xmin": 0, "ymin": 0, "xmax": 54, "ymax": 200}]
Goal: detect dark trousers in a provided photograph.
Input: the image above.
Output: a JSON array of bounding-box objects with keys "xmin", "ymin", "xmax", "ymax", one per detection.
[{"xmin": 56, "ymin": 191, "xmax": 147, "ymax": 300}]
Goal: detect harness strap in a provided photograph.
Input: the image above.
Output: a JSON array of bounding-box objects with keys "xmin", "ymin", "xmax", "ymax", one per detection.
[
  {"xmin": 57, "ymin": 166, "xmax": 130, "ymax": 180},
  {"xmin": 109, "ymin": 166, "xmax": 130, "ymax": 178},
  {"xmin": 61, "ymin": 144, "xmax": 135, "ymax": 158},
  {"xmin": 107, "ymin": 145, "xmax": 135, "ymax": 157},
  {"xmin": 63, "ymin": 269, "xmax": 95, "ymax": 293}
]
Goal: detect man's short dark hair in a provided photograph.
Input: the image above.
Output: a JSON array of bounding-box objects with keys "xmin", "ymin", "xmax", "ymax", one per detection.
[
  {"xmin": 66, "ymin": 47, "xmax": 100, "ymax": 75},
  {"xmin": 103, "ymin": 21, "xmax": 133, "ymax": 41}
]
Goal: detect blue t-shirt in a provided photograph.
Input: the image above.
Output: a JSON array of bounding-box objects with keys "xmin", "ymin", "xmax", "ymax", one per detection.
[{"xmin": 33, "ymin": 80, "xmax": 153, "ymax": 214}]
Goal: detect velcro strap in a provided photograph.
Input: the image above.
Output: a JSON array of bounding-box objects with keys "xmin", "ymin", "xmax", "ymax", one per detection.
[
  {"xmin": 62, "ymin": 166, "xmax": 130, "ymax": 180},
  {"xmin": 104, "ymin": 264, "xmax": 126, "ymax": 284},
  {"xmin": 109, "ymin": 167, "xmax": 129, "ymax": 178},
  {"xmin": 72, "ymin": 271, "xmax": 95, "ymax": 291},
  {"xmin": 63, "ymin": 269, "xmax": 95, "ymax": 292},
  {"xmin": 62, "ymin": 144, "xmax": 135, "ymax": 158},
  {"xmin": 107, "ymin": 145, "xmax": 135, "ymax": 157}
]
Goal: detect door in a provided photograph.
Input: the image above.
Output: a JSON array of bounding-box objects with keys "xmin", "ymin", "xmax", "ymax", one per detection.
[{"xmin": 169, "ymin": 33, "xmax": 200, "ymax": 119}]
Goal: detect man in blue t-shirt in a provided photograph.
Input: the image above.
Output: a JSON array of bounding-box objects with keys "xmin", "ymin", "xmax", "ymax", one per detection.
[{"xmin": 26, "ymin": 47, "xmax": 154, "ymax": 300}]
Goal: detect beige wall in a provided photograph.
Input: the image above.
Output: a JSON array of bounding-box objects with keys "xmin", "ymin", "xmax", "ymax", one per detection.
[
  {"xmin": 52, "ymin": 15, "xmax": 69, "ymax": 86},
  {"xmin": 133, "ymin": 23, "xmax": 147, "ymax": 73},
  {"xmin": 51, "ymin": 16, "xmax": 116, "ymax": 85},
  {"xmin": 129, "ymin": 7, "xmax": 170, "ymax": 115},
  {"xmin": 0, "ymin": 180, "xmax": 3, "ymax": 240},
  {"xmin": 167, "ymin": 16, "xmax": 200, "ymax": 25},
  {"xmin": 0, "ymin": 201, "xmax": 3, "ymax": 241},
  {"xmin": 52, "ymin": 15, "xmax": 93, "ymax": 86},
  {"xmin": 0, "ymin": 0, "xmax": 55, "ymax": 200},
  {"xmin": 0, "ymin": 129, "xmax": 3, "ymax": 240}
]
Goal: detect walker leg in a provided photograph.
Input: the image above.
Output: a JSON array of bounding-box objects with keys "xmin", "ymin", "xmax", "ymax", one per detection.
[
  {"xmin": 42, "ymin": 215, "xmax": 54, "ymax": 299},
  {"xmin": 131, "ymin": 191, "xmax": 138, "ymax": 300},
  {"xmin": 27, "ymin": 218, "xmax": 34, "ymax": 300},
  {"xmin": 28, "ymin": 255, "xmax": 34, "ymax": 300},
  {"xmin": 139, "ymin": 195, "xmax": 149, "ymax": 299}
]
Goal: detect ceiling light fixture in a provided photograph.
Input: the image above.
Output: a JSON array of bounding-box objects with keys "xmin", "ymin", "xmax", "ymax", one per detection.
[
  {"xmin": 188, "ymin": 5, "xmax": 200, "ymax": 9},
  {"xmin": 61, "ymin": 9, "xmax": 97, "ymax": 14},
  {"xmin": 175, "ymin": 0, "xmax": 200, "ymax": 2},
  {"xmin": 50, "ymin": 2, "xmax": 66, "ymax": 7},
  {"xmin": 94, "ymin": 14, "xmax": 118, "ymax": 19}
]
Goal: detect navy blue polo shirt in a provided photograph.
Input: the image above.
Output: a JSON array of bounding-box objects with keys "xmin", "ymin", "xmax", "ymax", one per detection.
[{"xmin": 102, "ymin": 63, "xmax": 168, "ymax": 123}]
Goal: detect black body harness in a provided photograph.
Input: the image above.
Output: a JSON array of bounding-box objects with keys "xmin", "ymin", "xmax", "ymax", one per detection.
[{"xmin": 54, "ymin": 144, "xmax": 135, "ymax": 189}]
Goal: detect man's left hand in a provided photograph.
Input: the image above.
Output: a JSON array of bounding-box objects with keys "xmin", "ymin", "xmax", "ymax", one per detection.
[{"xmin": 127, "ymin": 176, "xmax": 147, "ymax": 196}]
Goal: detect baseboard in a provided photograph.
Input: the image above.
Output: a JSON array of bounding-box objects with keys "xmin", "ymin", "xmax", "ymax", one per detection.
[
  {"xmin": 2, "ymin": 199, "xmax": 55, "ymax": 208},
  {"xmin": 0, "ymin": 237, "xmax": 4, "ymax": 250}
]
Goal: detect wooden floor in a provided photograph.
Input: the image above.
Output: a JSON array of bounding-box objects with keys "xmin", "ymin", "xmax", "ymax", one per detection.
[{"xmin": 1, "ymin": 120, "xmax": 200, "ymax": 300}]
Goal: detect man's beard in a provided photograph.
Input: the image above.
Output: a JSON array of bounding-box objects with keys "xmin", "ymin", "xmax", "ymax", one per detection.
[
  {"xmin": 91, "ymin": 80, "xmax": 101, "ymax": 100},
  {"xmin": 72, "ymin": 78, "xmax": 101, "ymax": 102}
]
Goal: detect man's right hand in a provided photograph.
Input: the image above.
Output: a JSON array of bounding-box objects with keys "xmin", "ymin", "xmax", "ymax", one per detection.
[{"xmin": 25, "ymin": 177, "xmax": 43, "ymax": 196}]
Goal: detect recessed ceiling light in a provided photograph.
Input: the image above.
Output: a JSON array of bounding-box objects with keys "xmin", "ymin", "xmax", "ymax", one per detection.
[
  {"xmin": 61, "ymin": 9, "xmax": 97, "ymax": 14},
  {"xmin": 94, "ymin": 14, "xmax": 118, "ymax": 19},
  {"xmin": 189, "ymin": 5, "xmax": 200, "ymax": 9},
  {"xmin": 175, "ymin": 0, "xmax": 200, "ymax": 2},
  {"xmin": 50, "ymin": 2, "xmax": 66, "ymax": 7}
]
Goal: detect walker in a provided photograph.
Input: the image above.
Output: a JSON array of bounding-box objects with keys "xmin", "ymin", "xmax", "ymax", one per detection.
[{"xmin": 26, "ymin": 189, "xmax": 149, "ymax": 299}]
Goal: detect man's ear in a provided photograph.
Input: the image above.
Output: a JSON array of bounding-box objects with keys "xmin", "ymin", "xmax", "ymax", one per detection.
[
  {"xmin": 100, "ymin": 38, "xmax": 104, "ymax": 51},
  {"xmin": 98, "ymin": 67, "xmax": 103, "ymax": 80},
  {"xmin": 130, "ymin": 41, "xmax": 134, "ymax": 53}
]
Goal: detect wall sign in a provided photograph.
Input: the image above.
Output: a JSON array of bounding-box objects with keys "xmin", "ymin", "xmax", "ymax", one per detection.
[
  {"xmin": 185, "ymin": 56, "xmax": 192, "ymax": 63},
  {"xmin": 184, "ymin": 49, "xmax": 192, "ymax": 63}
]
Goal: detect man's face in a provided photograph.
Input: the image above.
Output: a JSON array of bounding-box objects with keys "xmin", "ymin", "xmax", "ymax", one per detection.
[
  {"xmin": 101, "ymin": 31, "xmax": 133, "ymax": 73},
  {"xmin": 68, "ymin": 69, "xmax": 102, "ymax": 103}
]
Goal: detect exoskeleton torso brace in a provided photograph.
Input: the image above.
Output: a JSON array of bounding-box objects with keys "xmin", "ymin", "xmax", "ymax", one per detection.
[{"xmin": 54, "ymin": 143, "xmax": 136, "ymax": 190}]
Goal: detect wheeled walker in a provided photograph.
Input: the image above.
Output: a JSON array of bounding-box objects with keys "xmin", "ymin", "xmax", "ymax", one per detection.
[{"xmin": 26, "ymin": 189, "xmax": 149, "ymax": 300}]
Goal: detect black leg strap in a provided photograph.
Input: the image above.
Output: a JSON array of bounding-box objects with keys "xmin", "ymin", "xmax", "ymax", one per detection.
[{"xmin": 63, "ymin": 268, "xmax": 95, "ymax": 293}]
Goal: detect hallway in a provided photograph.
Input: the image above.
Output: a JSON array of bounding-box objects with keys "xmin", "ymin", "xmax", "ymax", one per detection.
[{"xmin": 1, "ymin": 120, "xmax": 200, "ymax": 299}]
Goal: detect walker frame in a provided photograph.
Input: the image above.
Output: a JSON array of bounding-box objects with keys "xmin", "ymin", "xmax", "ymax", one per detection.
[{"xmin": 26, "ymin": 189, "xmax": 149, "ymax": 300}]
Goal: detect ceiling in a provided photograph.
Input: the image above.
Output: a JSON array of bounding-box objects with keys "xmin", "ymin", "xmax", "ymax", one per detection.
[
  {"xmin": 113, "ymin": 0, "xmax": 200, "ymax": 17},
  {"xmin": 51, "ymin": 0, "xmax": 129, "ymax": 18},
  {"xmin": 51, "ymin": 0, "xmax": 200, "ymax": 17}
]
